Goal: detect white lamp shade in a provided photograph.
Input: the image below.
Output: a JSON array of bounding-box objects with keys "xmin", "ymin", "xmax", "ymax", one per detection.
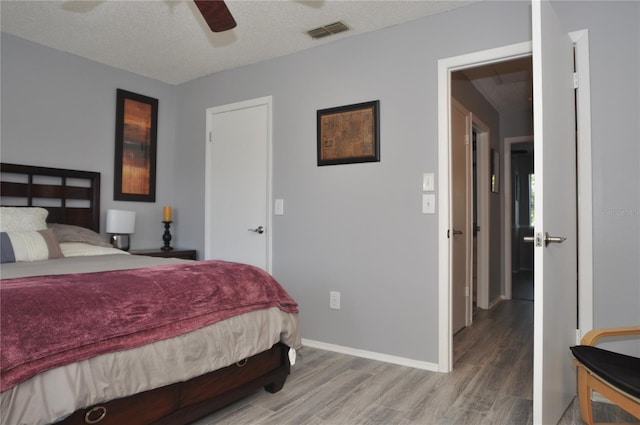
[{"xmin": 106, "ymin": 209, "xmax": 136, "ymax": 234}]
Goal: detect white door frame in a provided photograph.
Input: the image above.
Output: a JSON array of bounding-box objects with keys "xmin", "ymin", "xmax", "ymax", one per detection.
[
  {"xmin": 204, "ymin": 96, "xmax": 274, "ymax": 272},
  {"xmin": 437, "ymin": 31, "xmax": 593, "ymax": 372},
  {"xmin": 503, "ymin": 135, "xmax": 534, "ymax": 300}
]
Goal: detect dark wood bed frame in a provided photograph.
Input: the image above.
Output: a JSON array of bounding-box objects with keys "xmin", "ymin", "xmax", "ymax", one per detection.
[
  {"xmin": 0, "ymin": 163, "xmax": 101, "ymax": 232},
  {"xmin": 0, "ymin": 163, "xmax": 291, "ymax": 425}
]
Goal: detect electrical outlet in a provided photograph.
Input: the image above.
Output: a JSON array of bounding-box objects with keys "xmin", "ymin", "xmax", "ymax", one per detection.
[{"xmin": 329, "ymin": 291, "xmax": 341, "ymax": 309}]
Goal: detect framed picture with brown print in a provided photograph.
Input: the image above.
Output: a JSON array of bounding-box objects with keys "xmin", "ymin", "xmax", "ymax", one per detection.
[{"xmin": 317, "ymin": 100, "xmax": 380, "ymax": 166}]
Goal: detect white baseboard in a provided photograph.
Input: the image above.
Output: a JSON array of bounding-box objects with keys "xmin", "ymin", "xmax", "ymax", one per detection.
[
  {"xmin": 301, "ymin": 338, "xmax": 440, "ymax": 372},
  {"xmin": 488, "ymin": 295, "xmax": 506, "ymax": 309}
]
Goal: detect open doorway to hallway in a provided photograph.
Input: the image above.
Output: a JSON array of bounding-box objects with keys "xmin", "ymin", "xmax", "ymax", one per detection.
[
  {"xmin": 450, "ymin": 56, "xmax": 533, "ymax": 364},
  {"xmin": 440, "ymin": 29, "xmax": 594, "ymax": 422},
  {"xmin": 451, "ymin": 54, "xmax": 533, "ymax": 316}
]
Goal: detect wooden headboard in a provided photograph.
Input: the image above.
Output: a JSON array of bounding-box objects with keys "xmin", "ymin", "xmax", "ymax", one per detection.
[{"xmin": 0, "ymin": 163, "xmax": 101, "ymax": 232}]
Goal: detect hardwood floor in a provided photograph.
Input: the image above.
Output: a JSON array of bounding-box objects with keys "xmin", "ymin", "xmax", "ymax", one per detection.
[{"xmin": 194, "ymin": 299, "xmax": 638, "ymax": 425}]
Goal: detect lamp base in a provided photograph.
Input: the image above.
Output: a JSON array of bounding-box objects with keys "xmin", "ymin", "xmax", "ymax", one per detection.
[{"xmin": 110, "ymin": 234, "xmax": 130, "ymax": 251}]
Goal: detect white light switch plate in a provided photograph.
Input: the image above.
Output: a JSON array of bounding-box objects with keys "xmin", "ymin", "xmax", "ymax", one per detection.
[
  {"xmin": 422, "ymin": 194, "xmax": 436, "ymax": 214},
  {"xmin": 274, "ymin": 199, "xmax": 284, "ymax": 215},
  {"xmin": 422, "ymin": 173, "xmax": 435, "ymax": 192}
]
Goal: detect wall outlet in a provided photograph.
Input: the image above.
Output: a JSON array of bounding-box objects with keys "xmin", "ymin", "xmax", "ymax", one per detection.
[
  {"xmin": 422, "ymin": 193, "xmax": 436, "ymax": 214},
  {"xmin": 329, "ymin": 291, "xmax": 341, "ymax": 309}
]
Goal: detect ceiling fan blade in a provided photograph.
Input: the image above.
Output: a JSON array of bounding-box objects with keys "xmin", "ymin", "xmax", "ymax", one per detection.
[{"xmin": 194, "ymin": 0, "xmax": 237, "ymax": 33}]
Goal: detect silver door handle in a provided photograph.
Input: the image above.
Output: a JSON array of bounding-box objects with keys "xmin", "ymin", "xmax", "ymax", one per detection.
[
  {"xmin": 452, "ymin": 229, "xmax": 463, "ymax": 236},
  {"xmin": 544, "ymin": 232, "xmax": 566, "ymax": 246},
  {"xmin": 248, "ymin": 226, "xmax": 264, "ymax": 234},
  {"xmin": 524, "ymin": 232, "xmax": 566, "ymax": 247}
]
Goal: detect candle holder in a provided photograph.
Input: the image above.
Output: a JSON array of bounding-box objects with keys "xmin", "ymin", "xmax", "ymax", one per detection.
[{"xmin": 161, "ymin": 221, "xmax": 173, "ymax": 251}]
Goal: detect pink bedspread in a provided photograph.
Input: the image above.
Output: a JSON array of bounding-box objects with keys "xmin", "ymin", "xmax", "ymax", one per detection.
[{"xmin": 0, "ymin": 260, "xmax": 298, "ymax": 391}]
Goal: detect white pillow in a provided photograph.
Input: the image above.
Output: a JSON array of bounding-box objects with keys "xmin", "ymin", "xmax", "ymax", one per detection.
[
  {"xmin": 0, "ymin": 207, "xmax": 48, "ymax": 232},
  {"xmin": 60, "ymin": 242, "xmax": 130, "ymax": 257}
]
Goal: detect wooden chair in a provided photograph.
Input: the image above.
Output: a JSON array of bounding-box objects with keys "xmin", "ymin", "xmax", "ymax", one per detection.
[{"xmin": 570, "ymin": 326, "xmax": 640, "ymax": 425}]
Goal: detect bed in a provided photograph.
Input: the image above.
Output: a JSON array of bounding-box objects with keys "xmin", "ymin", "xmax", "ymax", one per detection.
[{"xmin": 0, "ymin": 163, "xmax": 301, "ymax": 425}]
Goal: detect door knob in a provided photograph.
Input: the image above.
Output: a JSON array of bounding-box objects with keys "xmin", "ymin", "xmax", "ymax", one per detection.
[{"xmin": 248, "ymin": 226, "xmax": 264, "ymax": 234}]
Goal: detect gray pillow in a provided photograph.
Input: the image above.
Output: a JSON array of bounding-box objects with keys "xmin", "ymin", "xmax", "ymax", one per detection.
[{"xmin": 48, "ymin": 223, "xmax": 112, "ymax": 248}]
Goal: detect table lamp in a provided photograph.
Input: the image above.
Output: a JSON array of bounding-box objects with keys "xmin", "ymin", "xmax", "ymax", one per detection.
[{"xmin": 106, "ymin": 209, "xmax": 136, "ymax": 251}]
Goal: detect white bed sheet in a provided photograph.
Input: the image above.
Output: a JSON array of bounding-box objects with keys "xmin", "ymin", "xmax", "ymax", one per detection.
[{"xmin": 0, "ymin": 255, "xmax": 301, "ymax": 425}]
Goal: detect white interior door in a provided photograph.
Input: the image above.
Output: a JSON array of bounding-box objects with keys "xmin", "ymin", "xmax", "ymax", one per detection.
[
  {"xmin": 532, "ymin": 1, "xmax": 577, "ymax": 424},
  {"xmin": 472, "ymin": 116, "xmax": 490, "ymax": 310},
  {"xmin": 450, "ymin": 99, "xmax": 472, "ymax": 334},
  {"xmin": 205, "ymin": 97, "xmax": 272, "ymax": 271}
]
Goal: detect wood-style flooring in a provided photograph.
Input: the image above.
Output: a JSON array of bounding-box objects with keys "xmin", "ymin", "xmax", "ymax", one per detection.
[{"xmin": 194, "ymin": 298, "xmax": 637, "ymax": 425}]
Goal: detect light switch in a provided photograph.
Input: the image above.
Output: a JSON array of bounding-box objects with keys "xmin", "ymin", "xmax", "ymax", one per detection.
[
  {"xmin": 274, "ymin": 199, "xmax": 284, "ymax": 215},
  {"xmin": 422, "ymin": 173, "xmax": 435, "ymax": 192},
  {"xmin": 422, "ymin": 194, "xmax": 435, "ymax": 214}
]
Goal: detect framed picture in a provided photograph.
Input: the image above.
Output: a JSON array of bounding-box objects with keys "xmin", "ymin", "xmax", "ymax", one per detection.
[
  {"xmin": 317, "ymin": 100, "xmax": 380, "ymax": 166},
  {"xmin": 491, "ymin": 149, "xmax": 500, "ymax": 193},
  {"xmin": 114, "ymin": 89, "xmax": 158, "ymax": 202}
]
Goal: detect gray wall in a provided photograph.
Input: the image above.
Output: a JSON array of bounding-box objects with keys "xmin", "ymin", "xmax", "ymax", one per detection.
[
  {"xmin": 174, "ymin": 0, "xmax": 640, "ymax": 360},
  {"xmin": 0, "ymin": 35, "xmax": 180, "ymax": 250},
  {"xmin": 2, "ymin": 1, "xmax": 638, "ymax": 362}
]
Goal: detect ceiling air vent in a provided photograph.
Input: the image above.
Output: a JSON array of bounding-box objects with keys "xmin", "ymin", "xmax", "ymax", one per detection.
[{"xmin": 307, "ymin": 21, "xmax": 350, "ymax": 39}]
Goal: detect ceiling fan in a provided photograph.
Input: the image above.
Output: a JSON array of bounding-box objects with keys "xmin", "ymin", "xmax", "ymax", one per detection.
[{"xmin": 193, "ymin": 0, "xmax": 237, "ymax": 32}]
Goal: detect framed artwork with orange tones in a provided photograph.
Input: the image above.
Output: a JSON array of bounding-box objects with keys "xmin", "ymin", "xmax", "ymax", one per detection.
[{"xmin": 114, "ymin": 89, "xmax": 158, "ymax": 202}]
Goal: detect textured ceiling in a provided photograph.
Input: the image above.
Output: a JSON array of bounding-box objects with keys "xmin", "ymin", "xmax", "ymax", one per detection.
[
  {"xmin": 1, "ymin": 0, "xmax": 479, "ymax": 85},
  {"xmin": 1, "ymin": 0, "xmax": 530, "ymax": 113},
  {"xmin": 461, "ymin": 56, "xmax": 533, "ymax": 113}
]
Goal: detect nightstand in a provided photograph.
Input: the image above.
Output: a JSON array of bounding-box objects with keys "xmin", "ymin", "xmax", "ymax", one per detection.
[{"xmin": 129, "ymin": 249, "xmax": 197, "ymax": 260}]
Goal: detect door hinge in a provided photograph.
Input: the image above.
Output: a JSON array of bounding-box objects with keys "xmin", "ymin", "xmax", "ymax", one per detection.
[
  {"xmin": 573, "ymin": 72, "xmax": 579, "ymax": 89},
  {"xmin": 208, "ymin": 132, "xmax": 212, "ymax": 142}
]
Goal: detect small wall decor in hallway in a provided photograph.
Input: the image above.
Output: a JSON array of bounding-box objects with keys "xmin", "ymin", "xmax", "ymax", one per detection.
[
  {"xmin": 491, "ymin": 149, "xmax": 500, "ymax": 193},
  {"xmin": 114, "ymin": 89, "xmax": 158, "ymax": 202},
  {"xmin": 317, "ymin": 100, "xmax": 380, "ymax": 166}
]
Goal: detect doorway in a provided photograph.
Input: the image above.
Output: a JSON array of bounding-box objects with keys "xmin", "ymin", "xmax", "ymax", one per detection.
[
  {"xmin": 437, "ymin": 31, "xmax": 593, "ymax": 373},
  {"xmin": 438, "ymin": 26, "xmax": 593, "ymax": 424},
  {"xmin": 450, "ymin": 60, "xmax": 532, "ymax": 380}
]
